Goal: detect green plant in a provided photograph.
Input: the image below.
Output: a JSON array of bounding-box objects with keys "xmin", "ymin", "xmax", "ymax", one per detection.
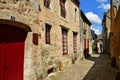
[{"xmin": 92, "ymin": 44, "xmax": 97, "ymax": 54}]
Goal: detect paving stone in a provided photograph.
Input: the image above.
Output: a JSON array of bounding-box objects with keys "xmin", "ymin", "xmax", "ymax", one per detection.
[{"xmin": 44, "ymin": 54, "xmax": 117, "ymax": 80}]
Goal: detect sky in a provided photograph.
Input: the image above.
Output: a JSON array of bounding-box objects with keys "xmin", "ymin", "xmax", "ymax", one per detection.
[{"xmin": 80, "ymin": 0, "xmax": 110, "ymax": 35}]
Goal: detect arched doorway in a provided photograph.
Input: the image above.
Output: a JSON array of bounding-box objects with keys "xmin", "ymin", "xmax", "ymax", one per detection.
[{"xmin": 0, "ymin": 20, "xmax": 31, "ymax": 80}]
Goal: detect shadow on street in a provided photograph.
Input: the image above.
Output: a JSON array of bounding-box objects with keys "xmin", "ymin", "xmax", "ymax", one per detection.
[{"xmin": 83, "ymin": 53, "xmax": 117, "ymax": 80}]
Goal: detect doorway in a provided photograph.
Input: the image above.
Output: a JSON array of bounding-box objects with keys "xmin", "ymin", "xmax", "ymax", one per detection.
[{"xmin": 0, "ymin": 24, "xmax": 27, "ymax": 80}]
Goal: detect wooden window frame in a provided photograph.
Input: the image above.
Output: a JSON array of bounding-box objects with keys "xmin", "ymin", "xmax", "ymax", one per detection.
[
  {"xmin": 75, "ymin": 8, "xmax": 77, "ymax": 20},
  {"xmin": 45, "ymin": 23, "xmax": 51, "ymax": 44},
  {"xmin": 62, "ymin": 28, "xmax": 68, "ymax": 55},
  {"xmin": 73, "ymin": 33, "xmax": 77, "ymax": 53},
  {"xmin": 44, "ymin": 0, "xmax": 50, "ymax": 8},
  {"xmin": 33, "ymin": 33, "xmax": 38, "ymax": 45},
  {"xmin": 60, "ymin": 0, "xmax": 66, "ymax": 18}
]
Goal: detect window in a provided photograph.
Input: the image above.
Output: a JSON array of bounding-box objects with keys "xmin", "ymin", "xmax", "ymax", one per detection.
[
  {"xmin": 62, "ymin": 28, "xmax": 68, "ymax": 55},
  {"xmin": 83, "ymin": 28, "xmax": 87, "ymax": 34},
  {"xmin": 75, "ymin": 8, "xmax": 77, "ymax": 20},
  {"xmin": 44, "ymin": 0, "xmax": 50, "ymax": 8},
  {"xmin": 73, "ymin": 33, "xmax": 77, "ymax": 53},
  {"xmin": 45, "ymin": 23, "xmax": 51, "ymax": 44},
  {"xmin": 60, "ymin": 0, "xmax": 66, "ymax": 18}
]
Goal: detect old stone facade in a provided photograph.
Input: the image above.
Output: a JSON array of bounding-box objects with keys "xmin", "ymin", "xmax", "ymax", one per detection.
[
  {"xmin": 105, "ymin": 10, "xmax": 111, "ymax": 55},
  {"xmin": 114, "ymin": 7, "xmax": 120, "ymax": 71},
  {"xmin": 110, "ymin": 0, "xmax": 120, "ymax": 73},
  {"xmin": 97, "ymin": 34, "xmax": 103, "ymax": 54},
  {"xmin": 102, "ymin": 10, "xmax": 111, "ymax": 54},
  {"xmin": 0, "ymin": 0, "xmax": 80, "ymax": 80},
  {"xmin": 80, "ymin": 10, "xmax": 92, "ymax": 58}
]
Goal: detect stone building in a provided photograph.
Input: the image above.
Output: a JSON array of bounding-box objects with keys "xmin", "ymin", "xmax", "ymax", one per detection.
[
  {"xmin": 97, "ymin": 34, "xmax": 103, "ymax": 54},
  {"xmin": 0, "ymin": 0, "xmax": 80, "ymax": 80},
  {"xmin": 91, "ymin": 30, "xmax": 97, "ymax": 45},
  {"xmin": 110, "ymin": 0, "xmax": 120, "ymax": 77},
  {"xmin": 102, "ymin": 12, "xmax": 107, "ymax": 54},
  {"xmin": 80, "ymin": 10, "xmax": 92, "ymax": 58},
  {"xmin": 91, "ymin": 30, "xmax": 98, "ymax": 54},
  {"xmin": 105, "ymin": 10, "xmax": 111, "ymax": 55},
  {"xmin": 102, "ymin": 10, "xmax": 111, "ymax": 54}
]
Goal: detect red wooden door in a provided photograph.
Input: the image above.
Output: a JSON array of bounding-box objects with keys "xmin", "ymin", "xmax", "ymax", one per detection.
[
  {"xmin": 84, "ymin": 39, "xmax": 86, "ymax": 49},
  {"xmin": 0, "ymin": 27, "xmax": 5, "ymax": 80},
  {"xmin": 0, "ymin": 24, "xmax": 27, "ymax": 80},
  {"xmin": 87, "ymin": 40, "xmax": 89, "ymax": 49}
]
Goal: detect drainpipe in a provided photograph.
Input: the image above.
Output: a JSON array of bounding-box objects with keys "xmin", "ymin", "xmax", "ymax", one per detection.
[
  {"xmin": 79, "ymin": 10, "xmax": 83, "ymax": 59},
  {"xmin": 80, "ymin": 21, "xmax": 83, "ymax": 59}
]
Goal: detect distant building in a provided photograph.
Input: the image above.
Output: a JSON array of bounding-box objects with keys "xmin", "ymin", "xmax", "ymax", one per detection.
[
  {"xmin": 97, "ymin": 34, "xmax": 103, "ymax": 53},
  {"xmin": 80, "ymin": 10, "xmax": 92, "ymax": 58},
  {"xmin": 102, "ymin": 10, "xmax": 111, "ymax": 54},
  {"xmin": 91, "ymin": 30, "xmax": 98, "ymax": 54},
  {"xmin": 91, "ymin": 30, "xmax": 97, "ymax": 45}
]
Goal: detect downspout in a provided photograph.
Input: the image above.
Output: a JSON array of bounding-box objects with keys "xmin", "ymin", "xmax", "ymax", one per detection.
[{"xmin": 79, "ymin": 10, "xmax": 83, "ymax": 59}]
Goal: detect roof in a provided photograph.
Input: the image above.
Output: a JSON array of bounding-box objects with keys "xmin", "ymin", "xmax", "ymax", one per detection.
[
  {"xmin": 97, "ymin": 34, "xmax": 103, "ymax": 40},
  {"xmin": 81, "ymin": 10, "xmax": 92, "ymax": 26},
  {"xmin": 71, "ymin": 0, "xmax": 80, "ymax": 6},
  {"xmin": 75, "ymin": 0, "xmax": 79, "ymax": 4}
]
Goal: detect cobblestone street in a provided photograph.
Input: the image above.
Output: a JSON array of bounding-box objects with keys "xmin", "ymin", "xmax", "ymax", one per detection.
[{"xmin": 45, "ymin": 54, "xmax": 117, "ymax": 80}]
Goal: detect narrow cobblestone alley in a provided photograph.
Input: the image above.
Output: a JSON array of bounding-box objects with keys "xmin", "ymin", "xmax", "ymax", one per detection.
[{"xmin": 45, "ymin": 54, "xmax": 117, "ymax": 80}]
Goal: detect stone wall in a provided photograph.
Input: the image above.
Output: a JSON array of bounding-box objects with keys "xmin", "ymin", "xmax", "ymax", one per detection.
[
  {"xmin": 110, "ymin": 0, "xmax": 120, "ymax": 71},
  {"xmin": 114, "ymin": 6, "xmax": 120, "ymax": 71},
  {"xmin": 0, "ymin": 0, "xmax": 80, "ymax": 80},
  {"xmin": 80, "ymin": 11, "xmax": 92, "ymax": 58},
  {"xmin": 40, "ymin": 0, "xmax": 80, "ymax": 78},
  {"xmin": 106, "ymin": 10, "xmax": 111, "ymax": 54}
]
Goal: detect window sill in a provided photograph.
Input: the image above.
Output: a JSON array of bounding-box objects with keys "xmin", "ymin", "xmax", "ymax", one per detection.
[
  {"xmin": 45, "ymin": 43, "xmax": 53, "ymax": 47},
  {"xmin": 62, "ymin": 54, "xmax": 71, "ymax": 59},
  {"xmin": 60, "ymin": 16, "xmax": 68, "ymax": 23},
  {"xmin": 44, "ymin": 6, "xmax": 51, "ymax": 10}
]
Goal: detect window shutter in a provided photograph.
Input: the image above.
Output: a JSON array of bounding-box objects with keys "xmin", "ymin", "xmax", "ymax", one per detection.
[
  {"xmin": 44, "ymin": 0, "xmax": 50, "ymax": 8},
  {"xmin": 33, "ymin": 33, "xmax": 38, "ymax": 45},
  {"xmin": 60, "ymin": 0, "xmax": 66, "ymax": 18},
  {"xmin": 45, "ymin": 24, "xmax": 51, "ymax": 44},
  {"xmin": 62, "ymin": 29, "xmax": 68, "ymax": 55},
  {"xmin": 73, "ymin": 33, "xmax": 77, "ymax": 53}
]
